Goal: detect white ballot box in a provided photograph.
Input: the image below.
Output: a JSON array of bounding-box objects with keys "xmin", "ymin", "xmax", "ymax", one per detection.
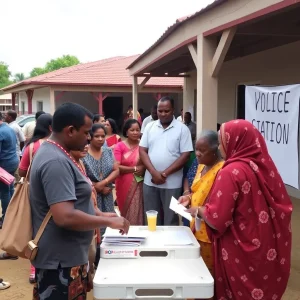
[
  {"xmin": 100, "ymin": 226, "xmax": 200, "ymax": 259},
  {"xmin": 93, "ymin": 226, "xmax": 214, "ymax": 300}
]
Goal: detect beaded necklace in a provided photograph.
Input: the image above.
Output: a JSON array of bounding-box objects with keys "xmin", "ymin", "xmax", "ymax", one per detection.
[{"xmin": 47, "ymin": 139, "xmax": 92, "ymax": 185}]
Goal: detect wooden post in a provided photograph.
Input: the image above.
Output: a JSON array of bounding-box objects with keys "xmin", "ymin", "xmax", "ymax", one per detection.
[
  {"xmin": 132, "ymin": 76, "xmax": 138, "ymax": 119},
  {"xmin": 49, "ymin": 88, "xmax": 55, "ymax": 115}
]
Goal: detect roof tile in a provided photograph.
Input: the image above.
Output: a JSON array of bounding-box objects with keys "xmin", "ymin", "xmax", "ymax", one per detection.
[{"xmin": 1, "ymin": 55, "xmax": 182, "ymax": 91}]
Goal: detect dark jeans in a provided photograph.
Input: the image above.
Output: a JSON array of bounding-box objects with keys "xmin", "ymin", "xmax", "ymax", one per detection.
[{"xmin": 0, "ymin": 159, "xmax": 19, "ymax": 220}]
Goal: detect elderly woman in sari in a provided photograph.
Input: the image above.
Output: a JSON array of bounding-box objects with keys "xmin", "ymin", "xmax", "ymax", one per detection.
[
  {"xmin": 181, "ymin": 120, "xmax": 292, "ymax": 300},
  {"xmin": 179, "ymin": 130, "xmax": 224, "ymax": 275},
  {"xmin": 114, "ymin": 119, "xmax": 144, "ymax": 225}
]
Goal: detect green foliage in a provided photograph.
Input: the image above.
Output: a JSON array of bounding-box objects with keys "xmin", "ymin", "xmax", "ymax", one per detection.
[
  {"xmin": 29, "ymin": 55, "xmax": 80, "ymax": 78},
  {"xmin": 45, "ymin": 55, "xmax": 80, "ymax": 72},
  {"xmin": 13, "ymin": 73, "xmax": 26, "ymax": 82},
  {"xmin": 0, "ymin": 62, "xmax": 12, "ymax": 88},
  {"xmin": 30, "ymin": 67, "xmax": 46, "ymax": 78}
]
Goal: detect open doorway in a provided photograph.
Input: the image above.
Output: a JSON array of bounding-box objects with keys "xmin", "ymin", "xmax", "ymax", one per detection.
[
  {"xmin": 236, "ymin": 83, "xmax": 260, "ymax": 119},
  {"xmin": 103, "ymin": 97, "xmax": 123, "ymax": 131},
  {"xmin": 236, "ymin": 85, "xmax": 246, "ymax": 119}
]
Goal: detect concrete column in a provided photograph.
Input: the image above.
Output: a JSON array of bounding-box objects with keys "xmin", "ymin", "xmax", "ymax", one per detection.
[
  {"xmin": 183, "ymin": 72, "xmax": 196, "ymax": 121},
  {"xmin": 196, "ymin": 35, "xmax": 218, "ymax": 134},
  {"xmin": 49, "ymin": 88, "xmax": 55, "ymax": 115},
  {"xmin": 132, "ymin": 76, "xmax": 138, "ymax": 119}
]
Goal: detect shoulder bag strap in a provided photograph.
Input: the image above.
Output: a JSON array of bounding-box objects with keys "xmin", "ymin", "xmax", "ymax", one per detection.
[
  {"xmin": 33, "ymin": 211, "xmax": 52, "ymax": 244},
  {"xmin": 29, "ymin": 139, "xmax": 52, "ymax": 243},
  {"xmin": 25, "ymin": 143, "xmax": 35, "ymax": 182}
]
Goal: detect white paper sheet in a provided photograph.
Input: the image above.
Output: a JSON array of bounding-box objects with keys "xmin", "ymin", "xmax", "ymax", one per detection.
[
  {"xmin": 161, "ymin": 230, "xmax": 193, "ymax": 246},
  {"xmin": 169, "ymin": 196, "xmax": 192, "ymax": 221}
]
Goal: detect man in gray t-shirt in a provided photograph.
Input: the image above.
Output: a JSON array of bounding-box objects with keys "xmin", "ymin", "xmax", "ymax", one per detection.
[
  {"xmin": 30, "ymin": 141, "xmax": 95, "ymax": 268},
  {"xmin": 30, "ymin": 103, "xmax": 129, "ymax": 300}
]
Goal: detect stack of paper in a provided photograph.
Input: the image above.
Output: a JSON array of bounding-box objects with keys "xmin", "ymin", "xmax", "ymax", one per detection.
[{"xmin": 103, "ymin": 228, "xmax": 147, "ymax": 247}]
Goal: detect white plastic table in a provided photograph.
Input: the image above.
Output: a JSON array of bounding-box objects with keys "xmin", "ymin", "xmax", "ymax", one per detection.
[
  {"xmin": 93, "ymin": 226, "xmax": 214, "ymax": 300},
  {"xmin": 100, "ymin": 226, "xmax": 200, "ymax": 259}
]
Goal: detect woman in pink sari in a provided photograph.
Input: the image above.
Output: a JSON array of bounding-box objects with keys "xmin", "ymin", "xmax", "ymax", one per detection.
[{"xmin": 114, "ymin": 119, "xmax": 145, "ymax": 225}]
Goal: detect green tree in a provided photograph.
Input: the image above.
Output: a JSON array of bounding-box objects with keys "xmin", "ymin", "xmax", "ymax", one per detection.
[
  {"xmin": 29, "ymin": 55, "xmax": 80, "ymax": 78},
  {"xmin": 45, "ymin": 55, "xmax": 80, "ymax": 72},
  {"xmin": 0, "ymin": 62, "xmax": 12, "ymax": 88},
  {"xmin": 13, "ymin": 72, "xmax": 26, "ymax": 82},
  {"xmin": 30, "ymin": 67, "xmax": 46, "ymax": 77}
]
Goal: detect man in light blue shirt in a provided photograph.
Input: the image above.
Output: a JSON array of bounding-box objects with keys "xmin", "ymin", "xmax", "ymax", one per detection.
[
  {"xmin": 0, "ymin": 112, "xmax": 19, "ymax": 225},
  {"xmin": 140, "ymin": 97, "xmax": 193, "ymax": 225}
]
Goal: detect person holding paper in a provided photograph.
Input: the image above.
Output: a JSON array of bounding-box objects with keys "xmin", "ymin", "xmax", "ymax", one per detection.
[
  {"xmin": 179, "ymin": 130, "xmax": 223, "ymax": 275},
  {"xmin": 182, "ymin": 120, "xmax": 292, "ymax": 300},
  {"xmin": 114, "ymin": 119, "xmax": 145, "ymax": 225},
  {"xmin": 140, "ymin": 96, "xmax": 193, "ymax": 225}
]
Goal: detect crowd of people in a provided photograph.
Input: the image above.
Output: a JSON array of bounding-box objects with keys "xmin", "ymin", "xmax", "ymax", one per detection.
[{"xmin": 0, "ymin": 96, "xmax": 293, "ymax": 299}]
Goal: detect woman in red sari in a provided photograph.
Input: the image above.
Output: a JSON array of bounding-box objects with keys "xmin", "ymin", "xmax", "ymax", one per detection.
[
  {"xmin": 183, "ymin": 120, "xmax": 292, "ymax": 300},
  {"xmin": 105, "ymin": 118, "xmax": 121, "ymax": 149},
  {"xmin": 114, "ymin": 119, "xmax": 145, "ymax": 225}
]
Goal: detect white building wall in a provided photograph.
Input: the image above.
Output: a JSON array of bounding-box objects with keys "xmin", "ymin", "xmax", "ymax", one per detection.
[
  {"xmin": 55, "ymin": 91, "xmax": 183, "ymax": 116},
  {"xmin": 55, "ymin": 91, "xmax": 98, "ymax": 113},
  {"xmin": 18, "ymin": 87, "xmax": 50, "ymax": 114},
  {"xmin": 218, "ymin": 41, "xmax": 300, "ymax": 198}
]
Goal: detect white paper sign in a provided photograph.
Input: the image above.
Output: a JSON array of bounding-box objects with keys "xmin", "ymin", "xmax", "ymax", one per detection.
[
  {"xmin": 169, "ymin": 197, "xmax": 192, "ymax": 221},
  {"xmin": 245, "ymin": 85, "xmax": 300, "ymax": 189}
]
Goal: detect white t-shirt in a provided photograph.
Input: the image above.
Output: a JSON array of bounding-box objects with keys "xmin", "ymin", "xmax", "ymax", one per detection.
[
  {"xmin": 177, "ymin": 115, "xmax": 183, "ymax": 123},
  {"xmin": 23, "ymin": 120, "xmax": 36, "ymax": 141},
  {"xmin": 9, "ymin": 121, "xmax": 25, "ymax": 157},
  {"xmin": 141, "ymin": 115, "xmax": 155, "ymax": 133}
]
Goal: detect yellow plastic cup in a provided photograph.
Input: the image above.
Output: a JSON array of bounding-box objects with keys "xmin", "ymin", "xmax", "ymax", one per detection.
[{"xmin": 146, "ymin": 210, "xmax": 158, "ymax": 232}]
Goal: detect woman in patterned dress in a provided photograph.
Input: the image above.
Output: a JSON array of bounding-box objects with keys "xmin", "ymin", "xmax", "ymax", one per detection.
[
  {"xmin": 181, "ymin": 120, "xmax": 292, "ymax": 300},
  {"xmin": 83, "ymin": 124, "xmax": 119, "ymax": 237}
]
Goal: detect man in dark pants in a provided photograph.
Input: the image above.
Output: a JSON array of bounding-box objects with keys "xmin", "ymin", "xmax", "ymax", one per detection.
[{"xmin": 140, "ymin": 97, "xmax": 193, "ymax": 226}]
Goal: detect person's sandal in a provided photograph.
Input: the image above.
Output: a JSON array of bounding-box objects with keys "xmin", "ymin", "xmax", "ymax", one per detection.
[{"xmin": 0, "ymin": 279, "xmax": 11, "ymax": 290}]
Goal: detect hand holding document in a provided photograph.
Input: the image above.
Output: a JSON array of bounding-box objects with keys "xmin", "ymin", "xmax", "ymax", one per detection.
[{"xmin": 169, "ymin": 196, "xmax": 192, "ymax": 221}]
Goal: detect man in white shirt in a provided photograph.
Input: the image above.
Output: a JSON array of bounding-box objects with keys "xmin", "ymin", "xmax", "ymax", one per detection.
[
  {"xmin": 5, "ymin": 110, "xmax": 25, "ymax": 157},
  {"xmin": 177, "ymin": 109, "xmax": 183, "ymax": 122},
  {"xmin": 140, "ymin": 97, "xmax": 193, "ymax": 225},
  {"xmin": 22, "ymin": 111, "xmax": 45, "ymax": 143},
  {"xmin": 141, "ymin": 105, "xmax": 158, "ymax": 134}
]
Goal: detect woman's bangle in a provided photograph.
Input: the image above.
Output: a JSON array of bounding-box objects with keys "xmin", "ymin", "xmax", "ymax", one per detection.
[
  {"xmin": 187, "ymin": 194, "xmax": 192, "ymax": 201},
  {"xmin": 183, "ymin": 190, "xmax": 190, "ymax": 195},
  {"xmin": 196, "ymin": 207, "xmax": 202, "ymax": 219}
]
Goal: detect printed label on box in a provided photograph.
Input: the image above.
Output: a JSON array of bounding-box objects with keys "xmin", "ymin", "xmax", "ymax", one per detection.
[{"xmin": 104, "ymin": 249, "xmax": 138, "ymax": 258}]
